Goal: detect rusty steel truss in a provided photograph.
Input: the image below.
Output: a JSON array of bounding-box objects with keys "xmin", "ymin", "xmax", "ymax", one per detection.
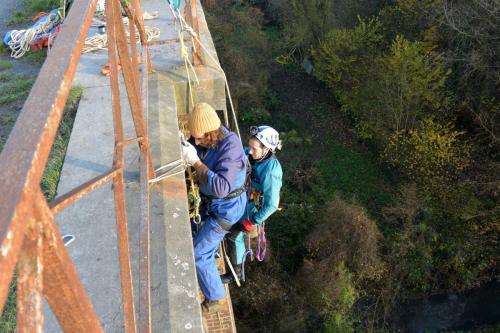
[{"xmin": 0, "ymin": 0, "xmax": 202, "ymax": 332}]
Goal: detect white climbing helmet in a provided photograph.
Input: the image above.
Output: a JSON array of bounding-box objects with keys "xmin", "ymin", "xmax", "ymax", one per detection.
[{"xmin": 250, "ymin": 125, "xmax": 281, "ymax": 151}]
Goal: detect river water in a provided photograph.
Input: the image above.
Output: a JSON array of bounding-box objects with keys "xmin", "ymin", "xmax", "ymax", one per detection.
[{"xmin": 399, "ymin": 281, "xmax": 500, "ymax": 333}]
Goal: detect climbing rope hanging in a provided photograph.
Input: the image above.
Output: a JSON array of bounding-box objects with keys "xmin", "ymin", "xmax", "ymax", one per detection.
[
  {"xmin": 167, "ymin": 0, "xmax": 181, "ymax": 11},
  {"xmin": 176, "ymin": 11, "xmax": 241, "ymax": 139},
  {"xmin": 186, "ymin": 164, "xmax": 202, "ymax": 227},
  {"xmin": 167, "ymin": 2, "xmax": 251, "ymax": 285},
  {"xmin": 177, "ymin": 9, "xmax": 199, "ymax": 108}
]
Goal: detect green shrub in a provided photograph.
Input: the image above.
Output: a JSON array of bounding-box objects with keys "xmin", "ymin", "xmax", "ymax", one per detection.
[
  {"xmin": 378, "ymin": 36, "xmax": 451, "ymax": 134},
  {"xmin": 238, "ymin": 107, "xmax": 272, "ymax": 124},
  {"xmin": 314, "ymin": 26, "xmax": 451, "ymax": 141},
  {"xmin": 381, "ymin": 185, "xmax": 436, "ymax": 294},
  {"xmin": 379, "ymin": 0, "xmax": 442, "ymax": 43},
  {"xmin": 299, "ymin": 260, "xmax": 357, "ymax": 333},
  {"xmin": 312, "ymin": 17, "xmax": 383, "ymax": 96},
  {"xmin": 280, "ymin": 129, "xmax": 312, "ymax": 146},
  {"xmin": 305, "ymin": 198, "xmax": 383, "ymax": 283},
  {"xmin": 206, "ymin": 4, "xmax": 272, "ymax": 112},
  {"xmin": 383, "ymin": 118, "xmax": 470, "ymax": 194}
]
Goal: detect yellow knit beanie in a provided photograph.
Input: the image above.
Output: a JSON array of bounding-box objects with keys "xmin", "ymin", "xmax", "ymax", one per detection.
[{"xmin": 188, "ymin": 103, "xmax": 221, "ymax": 134}]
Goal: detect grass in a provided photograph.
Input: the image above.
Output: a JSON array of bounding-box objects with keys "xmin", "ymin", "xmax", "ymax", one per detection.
[
  {"xmin": 319, "ymin": 143, "xmax": 393, "ymax": 218},
  {"xmin": 0, "ymin": 278, "xmax": 16, "ymax": 333},
  {"xmin": 23, "ymin": 50, "xmax": 46, "ymax": 65},
  {"xmin": 0, "ymin": 73, "xmax": 10, "ymax": 82},
  {"xmin": 0, "ymin": 86, "xmax": 83, "ymax": 332},
  {"xmin": 8, "ymin": 0, "xmax": 60, "ymax": 26},
  {"xmin": 41, "ymin": 85, "xmax": 83, "ymax": 200},
  {"xmin": 0, "ymin": 60, "xmax": 12, "ymax": 71},
  {"xmin": 0, "ymin": 75, "xmax": 35, "ymax": 106}
]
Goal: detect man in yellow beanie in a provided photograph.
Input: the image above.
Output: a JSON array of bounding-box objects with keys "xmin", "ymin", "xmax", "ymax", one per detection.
[{"xmin": 180, "ymin": 102, "xmax": 247, "ymax": 313}]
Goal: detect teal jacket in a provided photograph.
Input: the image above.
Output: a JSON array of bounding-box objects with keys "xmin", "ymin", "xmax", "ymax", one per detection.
[{"xmin": 246, "ymin": 152, "xmax": 283, "ymax": 225}]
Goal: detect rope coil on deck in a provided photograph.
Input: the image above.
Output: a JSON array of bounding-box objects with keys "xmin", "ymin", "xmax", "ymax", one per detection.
[{"xmin": 83, "ymin": 25, "xmax": 160, "ymax": 53}]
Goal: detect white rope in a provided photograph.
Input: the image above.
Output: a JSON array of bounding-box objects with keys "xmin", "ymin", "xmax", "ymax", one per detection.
[
  {"xmin": 7, "ymin": 12, "xmax": 60, "ymax": 58},
  {"xmin": 142, "ymin": 11, "xmax": 159, "ymax": 20},
  {"xmin": 148, "ymin": 159, "xmax": 186, "ymax": 184},
  {"xmin": 82, "ymin": 26, "xmax": 160, "ymax": 53},
  {"xmin": 177, "ymin": 13, "xmax": 241, "ymax": 138},
  {"xmin": 176, "ymin": 9, "xmax": 199, "ymax": 108}
]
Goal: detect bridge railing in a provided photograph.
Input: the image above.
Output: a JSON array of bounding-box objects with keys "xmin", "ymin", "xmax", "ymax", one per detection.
[{"xmin": 0, "ymin": 0, "xmax": 166, "ymax": 331}]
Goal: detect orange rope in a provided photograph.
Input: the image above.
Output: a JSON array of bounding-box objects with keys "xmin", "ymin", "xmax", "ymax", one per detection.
[{"xmin": 33, "ymin": 12, "xmax": 49, "ymax": 22}]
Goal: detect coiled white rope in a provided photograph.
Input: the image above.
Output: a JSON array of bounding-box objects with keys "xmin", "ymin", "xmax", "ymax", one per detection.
[
  {"xmin": 82, "ymin": 25, "xmax": 160, "ymax": 53},
  {"xmin": 7, "ymin": 12, "xmax": 61, "ymax": 58}
]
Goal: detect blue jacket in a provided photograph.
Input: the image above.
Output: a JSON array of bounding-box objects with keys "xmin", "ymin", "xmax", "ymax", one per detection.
[
  {"xmin": 195, "ymin": 128, "xmax": 247, "ymax": 225},
  {"xmin": 246, "ymin": 153, "xmax": 283, "ymax": 225}
]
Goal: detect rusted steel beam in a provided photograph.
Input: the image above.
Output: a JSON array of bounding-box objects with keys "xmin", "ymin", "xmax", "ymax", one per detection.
[
  {"xmin": 112, "ymin": 158, "xmax": 137, "ymax": 333},
  {"xmin": 124, "ymin": 137, "xmax": 142, "ymax": 145},
  {"xmin": 0, "ymin": 0, "xmax": 98, "ymax": 292},
  {"xmin": 16, "ymin": 216, "xmax": 44, "ymax": 333},
  {"xmin": 49, "ymin": 169, "xmax": 120, "ymax": 214},
  {"xmin": 107, "ymin": 1, "xmax": 137, "ymax": 332},
  {"xmin": 124, "ymin": 0, "xmax": 153, "ymax": 73},
  {"xmin": 144, "ymin": 37, "xmax": 188, "ymax": 46},
  {"xmin": 188, "ymin": 0, "xmax": 202, "ymax": 66},
  {"xmin": 140, "ymin": 46, "xmax": 149, "ymax": 178},
  {"xmin": 36, "ymin": 191, "xmax": 103, "ymax": 332},
  {"xmin": 138, "ymin": 147, "xmax": 151, "ymax": 333},
  {"xmin": 127, "ymin": 11, "xmax": 140, "ymax": 92},
  {"xmin": 0, "ymin": 212, "xmax": 26, "ymax": 314},
  {"xmin": 114, "ymin": 0, "xmax": 155, "ymax": 177}
]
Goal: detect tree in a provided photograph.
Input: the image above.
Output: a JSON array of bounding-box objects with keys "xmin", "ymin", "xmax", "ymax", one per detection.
[{"xmin": 378, "ymin": 36, "xmax": 451, "ymax": 133}]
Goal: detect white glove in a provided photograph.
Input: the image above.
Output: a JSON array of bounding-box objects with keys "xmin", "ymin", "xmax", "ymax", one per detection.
[{"xmin": 181, "ymin": 141, "xmax": 200, "ymax": 165}]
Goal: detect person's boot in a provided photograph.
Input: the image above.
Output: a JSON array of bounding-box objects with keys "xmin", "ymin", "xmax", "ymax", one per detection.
[
  {"xmin": 220, "ymin": 264, "xmax": 243, "ymax": 284},
  {"xmin": 201, "ymin": 299, "xmax": 227, "ymax": 313}
]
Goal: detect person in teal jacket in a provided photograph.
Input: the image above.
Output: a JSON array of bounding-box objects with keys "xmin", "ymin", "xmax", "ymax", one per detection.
[{"xmin": 221, "ymin": 125, "xmax": 283, "ymax": 284}]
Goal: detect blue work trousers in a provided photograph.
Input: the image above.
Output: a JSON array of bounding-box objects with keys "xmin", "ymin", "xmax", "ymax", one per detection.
[{"xmin": 193, "ymin": 217, "xmax": 227, "ymax": 301}]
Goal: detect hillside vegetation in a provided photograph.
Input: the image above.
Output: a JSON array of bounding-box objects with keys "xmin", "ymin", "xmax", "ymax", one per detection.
[{"xmin": 203, "ymin": 0, "xmax": 499, "ymax": 332}]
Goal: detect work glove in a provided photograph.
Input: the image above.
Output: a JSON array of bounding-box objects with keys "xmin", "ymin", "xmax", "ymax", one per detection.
[
  {"xmin": 230, "ymin": 219, "xmax": 255, "ymax": 233},
  {"xmin": 181, "ymin": 140, "xmax": 200, "ymax": 165}
]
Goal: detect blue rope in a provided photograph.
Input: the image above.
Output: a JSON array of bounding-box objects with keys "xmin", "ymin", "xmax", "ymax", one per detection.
[{"xmin": 167, "ymin": 0, "xmax": 181, "ymax": 11}]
